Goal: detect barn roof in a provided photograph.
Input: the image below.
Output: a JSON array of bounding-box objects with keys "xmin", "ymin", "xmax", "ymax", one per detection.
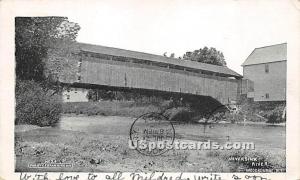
[
  {"xmin": 242, "ymin": 43, "xmax": 287, "ymax": 66},
  {"xmin": 76, "ymin": 42, "xmax": 242, "ymax": 78}
]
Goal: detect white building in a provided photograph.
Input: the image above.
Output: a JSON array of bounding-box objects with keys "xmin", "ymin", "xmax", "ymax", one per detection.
[{"xmin": 242, "ymin": 43, "xmax": 287, "ymax": 101}]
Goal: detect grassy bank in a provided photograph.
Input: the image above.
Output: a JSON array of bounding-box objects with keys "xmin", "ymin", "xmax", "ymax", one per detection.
[
  {"xmin": 15, "ymin": 126, "xmax": 285, "ymax": 172},
  {"xmin": 62, "ymin": 101, "xmax": 200, "ymax": 122},
  {"xmin": 62, "ymin": 100, "xmax": 286, "ymax": 124},
  {"xmin": 16, "ymin": 126, "xmax": 229, "ymax": 172},
  {"xmin": 206, "ymin": 150, "xmax": 285, "ymax": 172},
  {"xmin": 62, "ymin": 101, "xmax": 161, "ymax": 118},
  {"xmin": 239, "ymin": 101, "xmax": 286, "ymax": 123},
  {"xmin": 15, "ymin": 115, "xmax": 286, "ymax": 172}
]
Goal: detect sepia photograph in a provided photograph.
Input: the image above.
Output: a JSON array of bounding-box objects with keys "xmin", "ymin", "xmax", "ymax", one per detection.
[{"xmin": 0, "ymin": 0, "xmax": 299, "ymax": 179}]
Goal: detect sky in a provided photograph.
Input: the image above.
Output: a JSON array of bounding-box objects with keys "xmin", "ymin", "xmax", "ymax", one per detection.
[
  {"xmin": 63, "ymin": 0, "xmax": 299, "ymax": 74},
  {"xmin": 6, "ymin": 0, "xmax": 299, "ymax": 74}
]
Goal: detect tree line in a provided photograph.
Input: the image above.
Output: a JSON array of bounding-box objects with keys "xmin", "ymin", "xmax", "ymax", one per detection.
[{"xmin": 163, "ymin": 47, "xmax": 227, "ymax": 66}]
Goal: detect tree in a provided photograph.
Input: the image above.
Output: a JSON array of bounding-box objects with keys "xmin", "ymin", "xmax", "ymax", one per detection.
[
  {"xmin": 15, "ymin": 17, "xmax": 80, "ymax": 126},
  {"xmin": 15, "ymin": 17, "xmax": 80, "ymax": 82},
  {"xmin": 182, "ymin": 47, "xmax": 227, "ymax": 66}
]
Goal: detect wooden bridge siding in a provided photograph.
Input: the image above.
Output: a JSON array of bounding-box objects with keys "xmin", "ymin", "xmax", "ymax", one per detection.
[{"xmin": 80, "ymin": 57, "xmax": 238, "ymax": 104}]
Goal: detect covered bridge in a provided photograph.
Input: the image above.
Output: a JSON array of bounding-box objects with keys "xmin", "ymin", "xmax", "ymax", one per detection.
[{"xmin": 58, "ymin": 42, "xmax": 243, "ymax": 104}]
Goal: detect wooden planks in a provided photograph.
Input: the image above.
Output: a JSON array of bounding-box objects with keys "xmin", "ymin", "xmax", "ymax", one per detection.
[{"xmin": 80, "ymin": 58, "xmax": 239, "ymax": 104}]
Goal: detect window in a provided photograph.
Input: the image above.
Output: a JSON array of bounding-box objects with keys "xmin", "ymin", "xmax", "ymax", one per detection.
[
  {"xmin": 265, "ymin": 64, "xmax": 269, "ymax": 73},
  {"xmin": 266, "ymin": 93, "xmax": 269, "ymax": 99}
]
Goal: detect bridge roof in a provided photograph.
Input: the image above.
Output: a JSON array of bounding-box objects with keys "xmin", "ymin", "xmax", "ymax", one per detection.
[{"xmin": 75, "ymin": 42, "xmax": 242, "ymax": 78}]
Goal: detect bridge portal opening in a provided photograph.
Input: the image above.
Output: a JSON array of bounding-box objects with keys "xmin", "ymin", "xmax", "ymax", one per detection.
[{"xmin": 66, "ymin": 83, "xmax": 225, "ymax": 122}]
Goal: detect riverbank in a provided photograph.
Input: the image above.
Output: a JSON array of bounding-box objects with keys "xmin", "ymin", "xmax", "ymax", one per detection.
[
  {"xmin": 63, "ymin": 113, "xmax": 286, "ymax": 126},
  {"xmin": 62, "ymin": 101, "xmax": 286, "ymax": 125},
  {"xmin": 15, "ymin": 114, "xmax": 286, "ymax": 172}
]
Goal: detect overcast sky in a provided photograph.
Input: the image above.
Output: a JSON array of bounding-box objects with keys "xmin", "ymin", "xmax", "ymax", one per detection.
[
  {"xmin": 7, "ymin": 0, "xmax": 298, "ymax": 74},
  {"xmin": 64, "ymin": 0, "xmax": 299, "ymax": 74}
]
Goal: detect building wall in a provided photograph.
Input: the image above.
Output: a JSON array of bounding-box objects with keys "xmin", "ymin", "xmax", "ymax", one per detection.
[
  {"xmin": 79, "ymin": 56, "xmax": 239, "ymax": 104},
  {"xmin": 243, "ymin": 61, "xmax": 286, "ymax": 101},
  {"xmin": 238, "ymin": 79, "xmax": 254, "ymax": 95},
  {"xmin": 62, "ymin": 87, "xmax": 89, "ymax": 102}
]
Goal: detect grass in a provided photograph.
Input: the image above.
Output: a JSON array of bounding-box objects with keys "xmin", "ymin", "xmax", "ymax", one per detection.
[
  {"xmin": 62, "ymin": 101, "xmax": 197, "ymax": 122},
  {"xmin": 62, "ymin": 101, "xmax": 287, "ymax": 124},
  {"xmin": 62, "ymin": 101, "xmax": 161, "ymax": 118},
  {"xmin": 15, "ymin": 115, "xmax": 286, "ymax": 172},
  {"xmin": 206, "ymin": 150, "xmax": 286, "ymax": 172},
  {"xmin": 15, "ymin": 130, "xmax": 231, "ymax": 172}
]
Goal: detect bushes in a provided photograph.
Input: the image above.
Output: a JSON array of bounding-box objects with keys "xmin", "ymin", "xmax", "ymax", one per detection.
[
  {"xmin": 252, "ymin": 102, "xmax": 286, "ymax": 123},
  {"xmin": 62, "ymin": 101, "xmax": 198, "ymax": 122},
  {"xmin": 62, "ymin": 101, "xmax": 161, "ymax": 118},
  {"xmin": 15, "ymin": 80, "xmax": 62, "ymax": 126},
  {"xmin": 265, "ymin": 106, "xmax": 286, "ymax": 124},
  {"xmin": 63, "ymin": 101, "xmax": 197, "ymax": 122},
  {"xmin": 237, "ymin": 101, "xmax": 286, "ymax": 123},
  {"xmin": 163, "ymin": 107, "xmax": 193, "ymax": 122}
]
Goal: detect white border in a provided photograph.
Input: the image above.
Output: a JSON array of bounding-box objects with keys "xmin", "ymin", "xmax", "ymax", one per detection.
[{"xmin": 0, "ymin": 0, "xmax": 299, "ymax": 179}]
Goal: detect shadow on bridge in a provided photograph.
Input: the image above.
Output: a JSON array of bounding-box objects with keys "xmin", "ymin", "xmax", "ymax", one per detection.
[{"xmin": 70, "ymin": 82, "xmax": 224, "ymax": 116}]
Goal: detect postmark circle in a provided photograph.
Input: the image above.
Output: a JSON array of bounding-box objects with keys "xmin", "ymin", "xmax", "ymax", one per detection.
[{"xmin": 129, "ymin": 112, "xmax": 175, "ymax": 156}]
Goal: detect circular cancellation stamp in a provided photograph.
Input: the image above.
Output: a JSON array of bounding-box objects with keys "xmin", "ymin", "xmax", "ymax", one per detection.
[{"xmin": 129, "ymin": 112, "xmax": 175, "ymax": 156}]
